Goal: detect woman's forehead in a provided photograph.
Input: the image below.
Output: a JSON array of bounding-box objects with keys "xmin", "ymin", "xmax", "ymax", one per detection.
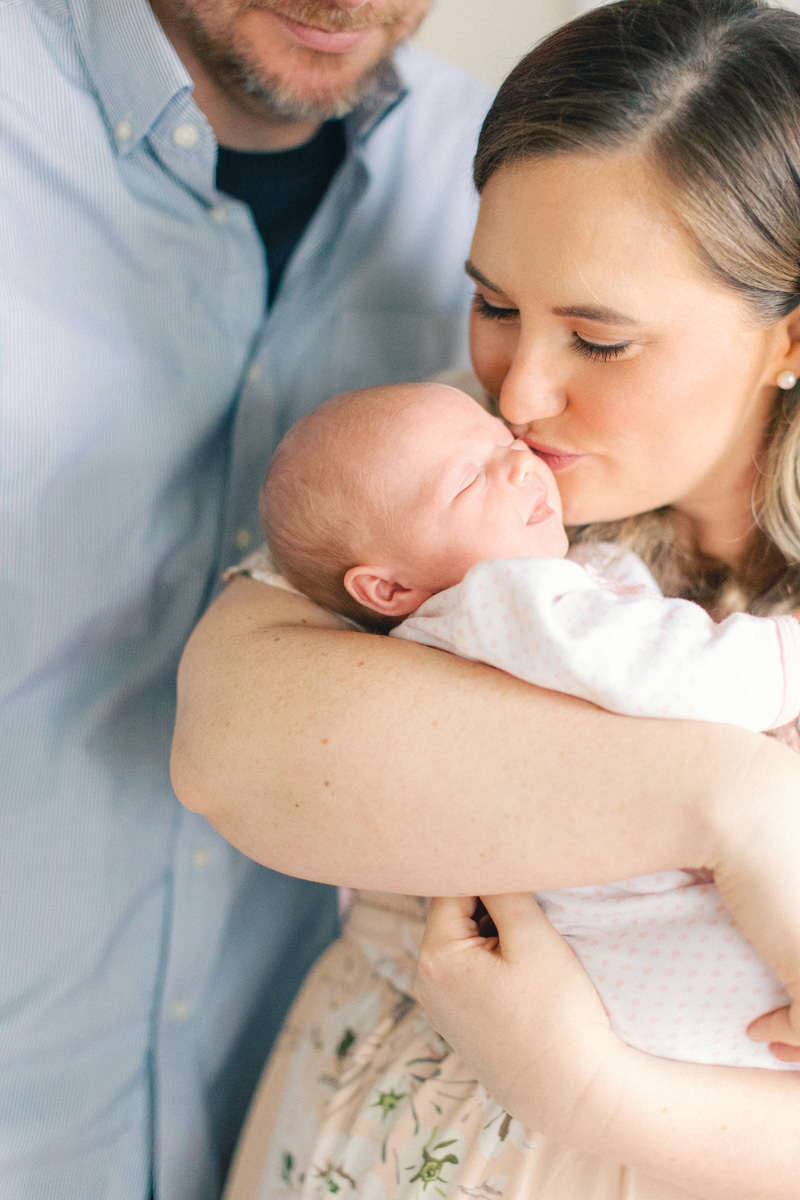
[{"xmin": 471, "ymin": 153, "xmax": 715, "ymax": 315}]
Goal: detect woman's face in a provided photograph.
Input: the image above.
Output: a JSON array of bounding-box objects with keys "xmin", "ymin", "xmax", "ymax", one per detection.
[{"xmin": 468, "ymin": 152, "xmax": 792, "ymax": 547}]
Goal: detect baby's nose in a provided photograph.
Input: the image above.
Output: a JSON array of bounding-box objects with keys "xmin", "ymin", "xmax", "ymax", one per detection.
[{"xmin": 508, "ymin": 443, "xmax": 534, "ymax": 483}]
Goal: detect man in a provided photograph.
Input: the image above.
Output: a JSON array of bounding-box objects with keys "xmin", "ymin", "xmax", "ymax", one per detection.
[{"xmin": 0, "ymin": 2, "xmax": 490, "ymax": 1197}]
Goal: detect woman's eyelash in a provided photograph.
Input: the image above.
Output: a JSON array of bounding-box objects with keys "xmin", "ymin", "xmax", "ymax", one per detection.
[
  {"xmin": 471, "ymin": 293, "xmax": 518, "ymax": 322},
  {"xmin": 472, "ymin": 293, "xmax": 631, "ymax": 360},
  {"xmin": 572, "ymin": 334, "xmax": 631, "ymax": 361}
]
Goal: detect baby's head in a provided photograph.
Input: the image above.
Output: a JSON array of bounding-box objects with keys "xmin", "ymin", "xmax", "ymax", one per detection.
[{"xmin": 260, "ymin": 382, "xmax": 567, "ymax": 629}]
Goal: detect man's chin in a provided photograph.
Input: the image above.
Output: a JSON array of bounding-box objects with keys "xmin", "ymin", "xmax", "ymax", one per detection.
[
  {"xmin": 173, "ymin": 3, "xmax": 391, "ymax": 125},
  {"xmin": 241, "ymin": 60, "xmax": 386, "ymax": 122}
]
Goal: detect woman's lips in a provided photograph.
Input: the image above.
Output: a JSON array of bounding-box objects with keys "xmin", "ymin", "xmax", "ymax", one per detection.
[
  {"xmin": 525, "ymin": 440, "xmax": 583, "ymax": 472},
  {"xmin": 275, "ymin": 13, "xmax": 372, "ymax": 53}
]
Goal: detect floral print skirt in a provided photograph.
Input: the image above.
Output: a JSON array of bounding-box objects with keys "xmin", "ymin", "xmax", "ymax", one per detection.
[{"xmin": 224, "ymin": 891, "xmax": 697, "ymax": 1200}]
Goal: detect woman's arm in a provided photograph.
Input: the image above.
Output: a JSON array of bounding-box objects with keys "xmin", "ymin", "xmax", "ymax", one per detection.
[
  {"xmin": 174, "ymin": 575, "xmax": 800, "ymax": 1028},
  {"xmin": 415, "ymin": 894, "xmax": 800, "ymax": 1200},
  {"xmin": 172, "ymin": 577, "xmax": 794, "ymax": 890}
]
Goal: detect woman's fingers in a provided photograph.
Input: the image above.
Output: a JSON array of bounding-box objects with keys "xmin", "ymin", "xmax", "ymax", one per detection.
[
  {"xmin": 417, "ymin": 891, "xmax": 611, "ymax": 1039},
  {"xmin": 478, "ymin": 892, "xmax": 576, "ymax": 965},
  {"xmin": 422, "ymin": 894, "xmax": 484, "ymax": 951},
  {"xmin": 414, "ymin": 893, "xmax": 624, "ymax": 1136},
  {"xmin": 418, "ymin": 892, "xmax": 594, "ymax": 1008},
  {"xmin": 417, "ymin": 893, "xmax": 565, "ymax": 1004},
  {"xmin": 414, "ymin": 896, "xmax": 495, "ymax": 1038},
  {"xmin": 747, "ymin": 1004, "xmax": 800, "ymax": 1061},
  {"xmin": 415, "ymin": 896, "xmax": 495, "ymax": 1013},
  {"xmin": 420, "ymin": 893, "xmax": 554, "ymax": 957}
]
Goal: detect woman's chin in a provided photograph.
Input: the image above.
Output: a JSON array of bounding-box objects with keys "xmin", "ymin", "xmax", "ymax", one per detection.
[{"xmin": 562, "ymin": 492, "xmax": 667, "ymax": 528}]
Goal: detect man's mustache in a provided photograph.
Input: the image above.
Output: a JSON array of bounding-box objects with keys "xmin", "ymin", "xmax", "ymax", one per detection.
[{"xmin": 243, "ymin": 2, "xmax": 411, "ymax": 31}]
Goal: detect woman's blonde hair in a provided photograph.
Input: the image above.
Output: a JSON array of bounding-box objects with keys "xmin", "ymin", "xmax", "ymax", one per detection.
[{"xmin": 474, "ymin": 0, "xmax": 800, "ymax": 614}]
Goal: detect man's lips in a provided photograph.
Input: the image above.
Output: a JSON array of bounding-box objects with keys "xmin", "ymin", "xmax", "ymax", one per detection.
[
  {"xmin": 274, "ymin": 13, "xmax": 373, "ymax": 53},
  {"xmin": 525, "ymin": 440, "xmax": 582, "ymax": 472}
]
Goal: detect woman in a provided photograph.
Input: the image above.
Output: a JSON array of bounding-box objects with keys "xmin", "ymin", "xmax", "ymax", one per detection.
[{"xmin": 172, "ymin": 1, "xmax": 800, "ymax": 1195}]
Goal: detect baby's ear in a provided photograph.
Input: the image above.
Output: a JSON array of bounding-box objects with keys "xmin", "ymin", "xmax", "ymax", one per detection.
[{"xmin": 344, "ymin": 566, "xmax": 431, "ymax": 618}]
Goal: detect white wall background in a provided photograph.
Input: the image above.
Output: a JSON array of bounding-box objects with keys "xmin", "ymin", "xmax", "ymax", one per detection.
[{"xmin": 414, "ymin": 0, "xmax": 800, "ymax": 89}]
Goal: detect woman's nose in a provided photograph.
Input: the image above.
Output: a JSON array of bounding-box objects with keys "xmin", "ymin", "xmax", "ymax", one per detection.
[{"xmin": 498, "ymin": 356, "xmax": 567, "ymax": 428}]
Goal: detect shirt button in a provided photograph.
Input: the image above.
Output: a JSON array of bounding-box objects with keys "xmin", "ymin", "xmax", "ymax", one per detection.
[
  {"xmin": 170, "ymin": 1000, "xmax": 192, "ymax": 1021},
  {"xmin": 193, "ymin": 847, "xmax": 213, "ymax": 869},
  {"xmin": 247, "ymin": 363, "xmax": 263, "ymax": 384},
  {"xmin": 115, "ymin": 120, "xmax": 133, "ymax": 143},
  {"xmin": 173, "ymin": 123, "xmax": 199, "ymax": 148},
  {"xmin": 210, "ymin": 205, "xmax": 229, "ymax": 224},
  {"xmin": 235, "ymin": 528, "xmax": 252, "ymax": 550}
]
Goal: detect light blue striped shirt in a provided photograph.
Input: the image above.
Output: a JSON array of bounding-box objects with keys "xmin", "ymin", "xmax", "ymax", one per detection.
[{"xmin": 0, "ymin": 2, "xmax": 490, "ymax": 1197}]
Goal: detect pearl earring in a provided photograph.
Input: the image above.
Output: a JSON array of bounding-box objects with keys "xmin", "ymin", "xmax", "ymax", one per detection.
[{"xmin": 777, "ymin": 370, "xmax": 797, "ymax": 390}]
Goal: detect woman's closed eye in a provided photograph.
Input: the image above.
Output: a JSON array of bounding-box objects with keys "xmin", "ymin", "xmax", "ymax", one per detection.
[
  {"xmin": 473, "ymin": 293, "xmax": 633, "ymax": 362},
  {"xmin": 471, "ymin": 292, "xmax": 518, "ymax": 322},
  {"xmin": 572, "ymin": 333, "xmax": 631, "ymax": 361}
]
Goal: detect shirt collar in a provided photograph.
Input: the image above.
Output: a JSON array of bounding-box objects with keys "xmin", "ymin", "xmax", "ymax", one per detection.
[
  {"xmin": 344, "ymin": 57, "xmax": 408, "ymax": 145},
  {"xmin": 68, "ymin": 0, "xmax": 408, "ymax": 155},
  {"xmin": 68, "ymin": 0, "xmax": 193, "ymax": 153}
]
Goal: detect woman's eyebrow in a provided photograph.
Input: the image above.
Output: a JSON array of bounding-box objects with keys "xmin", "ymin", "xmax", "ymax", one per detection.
[
  {"xmin": 553, "ymin": 303, "xmax": 641, "ymax": 327},
  {"xmin": 464, "ymin": 260, "xmax": 505, "ymax": 293},
  {"xmin": 466, "ymin": 262, "xmax": 642, "ymax": 327}
]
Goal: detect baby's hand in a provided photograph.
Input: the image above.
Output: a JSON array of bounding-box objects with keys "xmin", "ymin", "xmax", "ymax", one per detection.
[{"xmin": 414, "ymin": 892, "xmax": 630, "ymax": 1142}]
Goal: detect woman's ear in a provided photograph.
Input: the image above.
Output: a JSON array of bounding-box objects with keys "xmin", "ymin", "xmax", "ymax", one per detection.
[
  {"xmin": 771, "ymin": 304, "xmax": 800, "ymax": 386},
  {"xmin": 343, "ymin": 566, "xmax": 432, "ymax": 618}
]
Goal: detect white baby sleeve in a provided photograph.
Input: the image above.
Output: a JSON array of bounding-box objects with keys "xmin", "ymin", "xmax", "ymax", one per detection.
[{"xmin": 392, "ymin": 556, "xmax": 800, "ymax": 730}]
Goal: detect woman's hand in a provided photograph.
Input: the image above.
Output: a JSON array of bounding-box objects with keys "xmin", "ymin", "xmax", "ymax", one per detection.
[
  {"xmin": 415, "ymin": 894, "xmax": 800, "ymax": 1200},
  {"xmin": 412, "ymin": 892, "xmax": 625, "ymax": 1143}
]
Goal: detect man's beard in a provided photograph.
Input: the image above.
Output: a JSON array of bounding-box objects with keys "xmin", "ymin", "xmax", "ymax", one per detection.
[{"xmin": 172, "ymin": 2, "xmax": 420, "ymax": 122}]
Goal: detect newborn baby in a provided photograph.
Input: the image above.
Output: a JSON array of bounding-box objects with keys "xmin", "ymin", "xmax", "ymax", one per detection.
[
  {"xmin": 262, "ymin": 380, "xmax": 567, "ymax": 629},
  {"xmin": 260, "ymin": 381, "xmax": 800, "ymax": 1068}
]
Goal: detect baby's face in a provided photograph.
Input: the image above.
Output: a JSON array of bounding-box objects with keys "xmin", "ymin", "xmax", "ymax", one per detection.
[{"xmin": 374, "ymin": 386, "xmax": 568, "ymax": 593}]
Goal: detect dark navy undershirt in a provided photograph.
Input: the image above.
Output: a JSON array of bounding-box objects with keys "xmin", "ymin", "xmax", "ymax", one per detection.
[{"xmin": 215, "ymin": 119, "xmax": 346, "ymax": 308}]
